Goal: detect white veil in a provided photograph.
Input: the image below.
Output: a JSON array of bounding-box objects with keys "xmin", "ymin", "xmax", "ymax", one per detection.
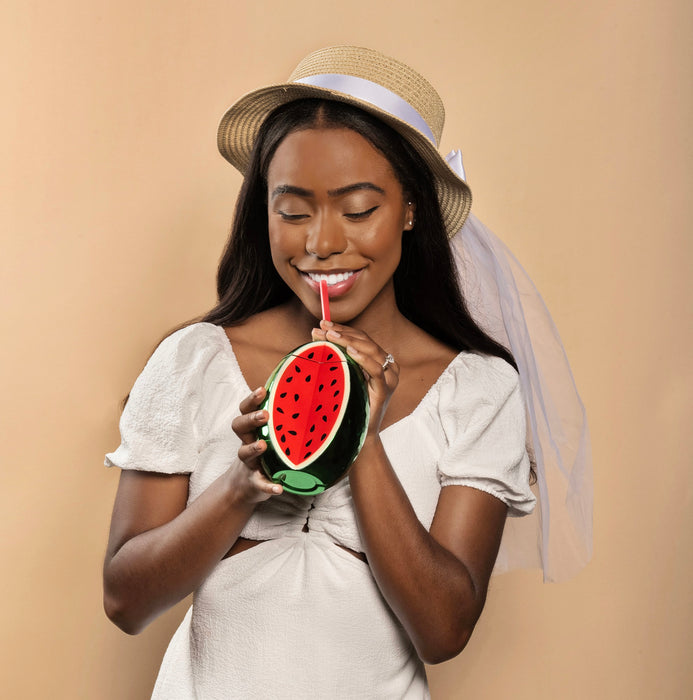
[{"xmin": 452, "ymin": 213, "xmax": 593, "ymax": 582}]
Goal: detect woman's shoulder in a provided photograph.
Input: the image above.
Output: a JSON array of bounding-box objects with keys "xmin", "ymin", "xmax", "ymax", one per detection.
[
  {"xmin": 433, "ymin": 350, "xmax": 521, "ymax": 416},
  {"xmin": 450, "ymin": 350, "xmax": 519, "ymax": 384},
  {"xmin": 156, "ymin": 321, "xmax": 229, "ymax": 355},
  {"xmin": 402, "ymin": 322, "xmax": 517, "ymax": 397},
  {"xmin": 144, "ymin": 322, "xmax": 233, "ymax": 378}
]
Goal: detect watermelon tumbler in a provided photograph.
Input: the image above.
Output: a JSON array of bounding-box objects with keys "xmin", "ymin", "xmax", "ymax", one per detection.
[
  {"xmin": 256, "ymin": 281, "xmax": 370, "ymax": 495},
  {"xmin": 257, "ymin": 340, "xmax": 370, "ymax": 495}
]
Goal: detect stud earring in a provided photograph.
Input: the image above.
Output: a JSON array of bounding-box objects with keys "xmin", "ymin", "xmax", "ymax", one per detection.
[{"xmin": 407, "ymin": 202, "xmax": 414, "ymax": 228}]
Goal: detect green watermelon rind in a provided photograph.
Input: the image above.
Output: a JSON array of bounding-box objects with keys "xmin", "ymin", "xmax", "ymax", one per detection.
[{"xmin": 257, "ymin": 341, "xmax": 370, "ymax": 494}]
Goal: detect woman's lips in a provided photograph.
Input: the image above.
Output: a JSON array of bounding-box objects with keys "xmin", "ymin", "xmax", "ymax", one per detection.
[{"xmin": 301, "ymin": 269, "xmax": 362, "ymax": 297}]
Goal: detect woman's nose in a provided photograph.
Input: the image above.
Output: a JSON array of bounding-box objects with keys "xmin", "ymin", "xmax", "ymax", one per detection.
[{"xmin": 305, "ymin": 214, "xmax": 347, "ymax": 259}]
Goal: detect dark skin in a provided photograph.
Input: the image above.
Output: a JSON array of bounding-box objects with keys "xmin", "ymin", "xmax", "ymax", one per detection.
[{"xmin": 103, "ymin": 127, "xmax": 508, "ymax": 663}]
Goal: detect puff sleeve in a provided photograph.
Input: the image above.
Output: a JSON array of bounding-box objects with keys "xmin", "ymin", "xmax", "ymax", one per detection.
[
  {"xmin": 436, "ymin": 355, "xmax": 536, "ymax": 517},
  {"xmin": 104, "ymin": 326, "xmax": 207, "ymax": 474}
]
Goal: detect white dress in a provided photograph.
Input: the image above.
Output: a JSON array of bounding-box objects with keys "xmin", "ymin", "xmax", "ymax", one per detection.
[{"xmin": 106, "ymin": 323, "xmax": 535, "ymax": 699}]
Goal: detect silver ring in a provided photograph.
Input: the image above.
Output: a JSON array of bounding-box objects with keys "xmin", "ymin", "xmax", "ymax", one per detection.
[{"xmin": 381, "ymin": 353, "xmax": 395, "ymax": 371}]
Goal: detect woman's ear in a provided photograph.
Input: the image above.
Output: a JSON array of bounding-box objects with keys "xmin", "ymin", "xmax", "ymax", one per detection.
[{"xmin": 403, "ymin": 200, "xmax": 416, "ymax": 231}]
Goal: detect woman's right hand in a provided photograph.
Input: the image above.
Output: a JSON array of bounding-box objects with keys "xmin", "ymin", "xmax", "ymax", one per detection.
[{"xmin": 229, "ymin": 386, "xmax": 283, "ymax": 503}]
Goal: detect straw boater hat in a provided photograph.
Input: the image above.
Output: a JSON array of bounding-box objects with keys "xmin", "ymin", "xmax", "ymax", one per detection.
[{"xmin": 217, "ymin": 45, "xmax": 472, "ymax": 237}]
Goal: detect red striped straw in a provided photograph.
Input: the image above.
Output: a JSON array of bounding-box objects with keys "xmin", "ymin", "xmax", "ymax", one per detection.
[{"xmin": 320, "ymin": 279, "xmax": 330, "ymax": 322}]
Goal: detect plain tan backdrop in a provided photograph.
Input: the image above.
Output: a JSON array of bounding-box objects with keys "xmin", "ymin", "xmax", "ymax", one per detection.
[{"xmin": 1, "ymin": 1, "xmax": 691, "ymax": 698}]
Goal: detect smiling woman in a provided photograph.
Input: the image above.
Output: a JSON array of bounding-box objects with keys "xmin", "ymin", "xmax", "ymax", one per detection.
[
  {"xmin": 102, "ymin": 45, "xmax": 589, "ymax": 699},
  {"xmin": 267, "ymin": 126, "xmax": 412, "ymax": 324}
]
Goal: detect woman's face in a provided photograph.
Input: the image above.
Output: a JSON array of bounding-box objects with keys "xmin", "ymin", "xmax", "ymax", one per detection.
[{"xmin": 266, "ymin": 126, "xmax": 415, "ymax": 324}]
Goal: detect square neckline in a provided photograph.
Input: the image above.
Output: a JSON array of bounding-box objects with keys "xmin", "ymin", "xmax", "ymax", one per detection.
[{"xmin": 209, "ymin": 322, "xmax": 467, "ymax": 435}]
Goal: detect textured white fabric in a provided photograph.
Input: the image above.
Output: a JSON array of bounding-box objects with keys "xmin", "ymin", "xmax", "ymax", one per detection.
[{"xmin": 106, "ymin": 322, "xmax": 535, "ymax": 698}]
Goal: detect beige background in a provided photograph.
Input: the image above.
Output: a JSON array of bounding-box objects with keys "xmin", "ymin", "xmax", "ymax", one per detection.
[{"xmin": 1, "ymin": 0, "xmax": 691, "ymax": 698}]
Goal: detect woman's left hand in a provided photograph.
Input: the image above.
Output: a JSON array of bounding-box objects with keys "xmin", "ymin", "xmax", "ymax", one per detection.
[{"xmin": 311, "ymin": 320, "xmax": 398, "ymax": 436}]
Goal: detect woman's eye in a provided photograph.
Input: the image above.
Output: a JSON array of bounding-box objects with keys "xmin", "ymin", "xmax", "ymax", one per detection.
[
  {"xmin": 278, "ymin": 211, "xmax": 309, "ymax": 221},
  {"xmin": 345, "ymin": 206, "xmax": 379, "ymax": 220}
]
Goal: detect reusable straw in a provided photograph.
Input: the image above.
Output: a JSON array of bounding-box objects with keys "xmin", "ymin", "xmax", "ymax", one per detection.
[{"xmin": 320, "ymin": 279, "xmax": 331, "ymax": 322}]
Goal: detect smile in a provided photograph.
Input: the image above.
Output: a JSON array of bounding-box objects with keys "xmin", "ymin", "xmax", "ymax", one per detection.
[
  {"xmin": 300, "ymin": 269, "xmax": 363, "ymax": 298},
  {"xmin": 306, "ymin": 271, "xmax": 356, "ymax": 286}
]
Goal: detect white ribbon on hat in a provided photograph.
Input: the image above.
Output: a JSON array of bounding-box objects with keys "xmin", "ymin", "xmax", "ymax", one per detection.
[
  {"xmin": 445, "ymin": 148, "xmax": 467, "ymax": 182},
  {"xmin": 295, "ymin": 74, "xmax": 469, "ymax": 182},
  {"xmin": 295, "ymin": 73, "xmax": 438, "ymax": 146}
]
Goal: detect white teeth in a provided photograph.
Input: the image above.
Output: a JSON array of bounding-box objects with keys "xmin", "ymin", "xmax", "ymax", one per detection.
[{"xmin": 307, "ymin": 271, "xmax": 355, "ymax": 286}]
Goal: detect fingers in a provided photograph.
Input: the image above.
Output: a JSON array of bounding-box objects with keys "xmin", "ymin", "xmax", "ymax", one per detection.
[
  {"xmin": 248, "ymin": 466, "xmax": 284, "ymax": 498},
  {"xmin": 238, "ymin": 386, "xmax": 266, "ymax": 415},
  {"xmin": 344, "ymin": 342, "xmax": 400, "ymax": 386},
  {"xmin": 313, "ymin": 320, "xmax": 399, "ymax": 386},
  {"xmin": 232, "ymin": 388, "xmax": 268, "ymax": 445},
  {"xmin": 236, "ymin": 436, "xmax": 267, "ymax": 463},
  {"xmin": 231, "ymin": 388, "xmax": 284, "ymax": 500},
  {"xmin": 312, "ymin": 322, "xmax": 398, "ymax": 439}
]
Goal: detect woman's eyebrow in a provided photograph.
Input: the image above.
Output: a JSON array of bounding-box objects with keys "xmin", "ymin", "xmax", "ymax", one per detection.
[
  {"xmin": 327, "ymin": 182, "xmax": 385, "ymax": 197},
  {"xmin": 270, "ymin": 182, "xmax": 385, "ymax": 200},
  {"xmin": 271, "ymin": 184, "xmax": 312, "ymax": 199}
]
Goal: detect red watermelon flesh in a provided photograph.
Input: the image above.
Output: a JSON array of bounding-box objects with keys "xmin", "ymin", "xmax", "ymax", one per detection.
[{"xmin": 268, "ymin": 342, "xmax": 350, "ymax": 469}]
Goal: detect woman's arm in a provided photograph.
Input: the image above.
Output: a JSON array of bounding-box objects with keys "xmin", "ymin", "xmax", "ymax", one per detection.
[
  {"xmin": 315, "ymin": 321, "xmax": 508, "ymax": 664},
  {"xmin": 349, "ymin": 443, "xmax": 506, "ymax": 664},
  {"xmin": 103, "ymin": 388, "xmax": 281, "ymax": 635}
]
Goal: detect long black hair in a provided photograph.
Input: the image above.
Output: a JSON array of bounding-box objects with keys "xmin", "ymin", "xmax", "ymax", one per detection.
[{"xmin": 200, "ymin": 98, "xmax": 516, "ymax": 370}]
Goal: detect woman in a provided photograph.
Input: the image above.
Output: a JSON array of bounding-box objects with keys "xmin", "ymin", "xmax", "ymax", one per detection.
[{"xmin": 104, "ymin": 46, "xmax": 587, "ymax": 699}]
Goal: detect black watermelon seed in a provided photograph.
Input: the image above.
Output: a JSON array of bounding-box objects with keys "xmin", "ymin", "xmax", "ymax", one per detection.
[
  {"xmin": 331, "ymin": 379, "xmax": 337, "ymax": 386},
  {"xmin": 329, "ymin": 366, "xmax": 337, "ymax": 372},
  {"xmin": 304, "ymin": 451, "xmax": 312, "ymax": 459},
  {"xmin": 275, "ymin": 424, "xmax": 283, "ymax": 431},
  {"xmin": 288, "ymin": 430, "xmax": 297, "ymax": 436},
  {"xmin": 292, "ymin": 412, "xmax": 300, "ymax": 419},
  {"xmin": 285, "ymin": 448, "xmax": 290, "ymax": 456},
  {"xmin": 334, "ymin": 390, "xmax": 340, "ymax": 397},
  {"xmin": 333, "ymin": 404, "xmax": 339, "ymax": 412},
  {"xmin": 305, "ymin": 439, "xmax": 312, "ymax": 447},
  {"xmin": 280, "ymin": 435, "xmax": 286, "ymax": 443},
  {"xmin": 294, "ymin": 364, "xmax": 301, "ymax": 373},
  {"xmin": 276, "ymin": 407, "xmax": 284, "ymax": 414},
  {"xmin": 280, "ymin": 392, "xmax": 287, "ymax": 398},
  {"xmin": 319, "ymin": 384, "xmax": 324, "ymax": 392},
  {"xmin": 308, "ymin": 352, "xmax": 315, "ymax": 359},
  {"xmin": 285, "ymin": 376, "xmax": 293, "ymax": 383},
  {"xmin": 305, "ymin": 375, "xmax": 311, "ymax": 382},
  {"xmin": 309, "ymin": 425, "xmax": 315, "ymax": 432},
  {"xmin": 321, "ymin": 433, "xmax": 327, "ymax": 441},
  {"xmin": 294, "ymin": 393, "xmax": 299, "ymax": 401},
  {"xmin": 322, "ymin": 415, "xmax": 328, "ymax": 423},
  {"xmin": 315, "ymin": 404, "xmax": 322, "ymax": 412},
  {"xmin": 327, "ymin": 353, "xmax": 334, "ymax": 360}
]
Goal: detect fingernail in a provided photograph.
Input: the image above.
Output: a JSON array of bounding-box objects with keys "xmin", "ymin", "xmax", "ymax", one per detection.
[
  {"xmin": 271, "ymin": 485, "xmax": 282, "ymax": 494},
  {"xmin": 346, "ymin": 345, "xmax": 359, "ymax": 356},
  {"xmin": 326, "ymin": 329, "xmax": 341, "ymax": 339},
  {"xmin": 254, "ymin": 387, "xmax": 264, "ymax": 398},
  {"xmin": 322, "ymin": 320, "xmax": 334, "ymax": 328},
  {"xmin": 254, "ymin": 411, "xmax": 265, "ymax": 421}
]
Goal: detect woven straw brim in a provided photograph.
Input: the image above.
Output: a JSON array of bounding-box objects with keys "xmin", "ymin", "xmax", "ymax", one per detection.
[{"xmin": 218, "ymin": 77, "xmax": 471, "ymax": 237}]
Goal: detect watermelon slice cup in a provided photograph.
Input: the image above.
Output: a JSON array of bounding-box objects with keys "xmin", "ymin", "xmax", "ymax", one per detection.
[{"xmin": 257, "ymin": 340, "xmax": 370, "ymax": 495}]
